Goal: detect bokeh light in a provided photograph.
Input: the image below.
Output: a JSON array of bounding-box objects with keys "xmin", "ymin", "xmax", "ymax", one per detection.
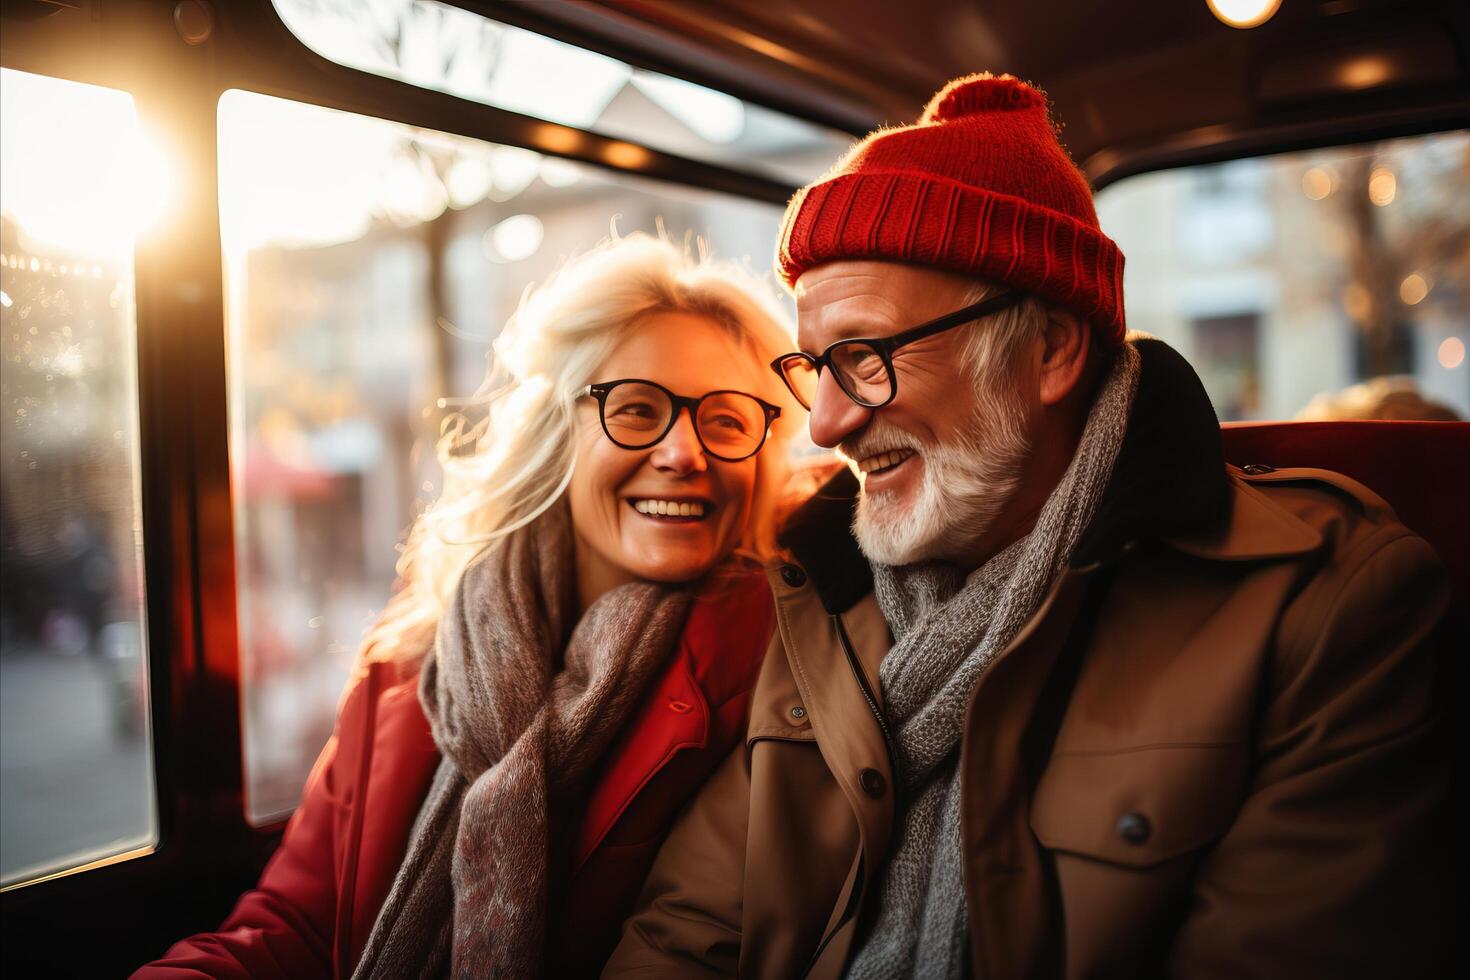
[
  {"xmin": 1368, "ymin": 166, "xmax": 1397, "ymax": 206},
  {"xmin": 539, "ymin": 157, "xmax": 581, "ymax": 188},
  {"xmin": 1338, "ymin": 57, "xmax": 1391, "ymax": 91},
  {"xmin": 603, "ymin": 142, "xmax": 652, "ymax": 169},
  {"xmin": 1439, "ymin": 337, "xmax": 1466, "ymax": 370},
  {"xmin": 1302, "ymin": 167, "xmax": 1332, "ymax": 201},
  {"xmin": 1342, "ymin": 282, "xmax": 1371, "ymax": 323},
  {"xmin": 483, "ymin": 213, "xmax": 544, "ymax": 262},
  {"xmin": 1399, "ymin": 273, "xmax": 1430, "ymax": 306}
]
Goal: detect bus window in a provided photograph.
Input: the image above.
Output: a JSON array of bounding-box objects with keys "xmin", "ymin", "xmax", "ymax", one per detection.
[
  {"xmin": 1096, "ymin": 131, "xmax": 1470, "ymax": 422},
  {"xmin": 0, "ymin": 69, "xmax": 157, "ymax": 888},
  {"xmin": 268, "ymin": 0, "xmax": 853, "ymax": 186},
  {"xmin": 217, "ymin": 90, "xmax": 790, "ymax": 823}
]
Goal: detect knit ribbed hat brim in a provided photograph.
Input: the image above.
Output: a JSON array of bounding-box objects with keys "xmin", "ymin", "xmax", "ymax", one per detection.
[{"xmin": 777, "ymin": 74, "xmax": 1126, "ymax": 345}]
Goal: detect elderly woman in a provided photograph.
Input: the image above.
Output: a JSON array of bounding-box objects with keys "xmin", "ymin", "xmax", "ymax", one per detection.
[{"xmin": 137, "ymin": 234, "xmax": 798, "ymax": 979}]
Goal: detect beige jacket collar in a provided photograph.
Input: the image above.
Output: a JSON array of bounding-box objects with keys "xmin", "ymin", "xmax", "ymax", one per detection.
[{"xmin": 1167, "ymin": 470, "xmax": 1323, "ymax": 561}]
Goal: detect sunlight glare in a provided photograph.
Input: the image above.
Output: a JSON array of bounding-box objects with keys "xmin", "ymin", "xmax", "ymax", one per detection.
[
  {"xmin": 0, "ymin": 69, "xmax": 175, "ymax": 259},
  {"xmin": 218, "ymin": 91, "xmax": 392, "ymax": 253}
]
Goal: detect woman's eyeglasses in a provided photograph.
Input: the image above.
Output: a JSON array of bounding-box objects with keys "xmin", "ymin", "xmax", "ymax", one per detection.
[
  {"xmin": 770, "ymin": 290, "xmax": 1026, "ymax": 410},
  {"xmin": 581, "ymin": 379, "xmax": 782, "ymax": 462}
]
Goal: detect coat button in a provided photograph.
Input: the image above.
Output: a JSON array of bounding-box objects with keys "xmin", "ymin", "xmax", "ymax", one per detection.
[
  {"xmin": 790, "ymin": 705, "xmax": 807, "ymax": 720},
  {"xmin": 1241, "ymin": 463, "xmax": 1275, "ymax": 475},
  {"xmin": 860, "ymin": 768, "xmax": 887, "ymax": 799},
  {"xmin": 1116, "ymin": 811, "xmax": 1151, "ymax": 844},
  {"xmin": 780, "ymin": 564, "xmax": 807, "ymax": 587}
]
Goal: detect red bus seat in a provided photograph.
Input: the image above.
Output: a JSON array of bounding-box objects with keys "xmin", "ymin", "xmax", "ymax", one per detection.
[
  {"xmin": 1220, "ymin": 421, "xmax": 1470, "ymax": 617},
  {"xmin": 1221, "ymin": 420, "xmax": 1467, "ymax": 877}
]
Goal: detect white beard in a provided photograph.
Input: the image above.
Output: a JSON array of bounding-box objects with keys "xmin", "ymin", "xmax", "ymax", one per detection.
[{"xmin": 849, "ymin": 383, "xmax": 1031, "ymax": 567}]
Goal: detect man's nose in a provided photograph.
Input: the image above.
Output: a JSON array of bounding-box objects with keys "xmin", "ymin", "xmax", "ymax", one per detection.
[
  {"xmin": 807, "ymin": 369, "xmax": 873, "ymax": 449},
  {"xmin": 650, "ymin": 409, "xmax": 709, "ymax": 474}
]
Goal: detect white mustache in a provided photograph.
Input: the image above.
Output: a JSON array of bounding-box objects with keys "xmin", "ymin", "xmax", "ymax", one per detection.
[{"xmin": 839, "ymin": 422, "xmax": 925, "ymax": 467}]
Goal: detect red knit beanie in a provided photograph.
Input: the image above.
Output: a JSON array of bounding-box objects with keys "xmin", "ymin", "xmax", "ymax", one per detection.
[{"xmin": 778, "ymin": 73, "xmax": 1125, "ymax": 344}]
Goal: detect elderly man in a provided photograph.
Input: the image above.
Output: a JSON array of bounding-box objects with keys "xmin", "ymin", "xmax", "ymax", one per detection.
[{"xmin": 604, "ymin": 74, "xmax": 1452, "ymax": 979}]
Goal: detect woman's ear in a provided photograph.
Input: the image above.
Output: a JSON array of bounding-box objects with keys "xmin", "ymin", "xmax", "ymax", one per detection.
[{"xmin": 1037, "ymin": 307, "xmax": 1092, "ymax": 407}]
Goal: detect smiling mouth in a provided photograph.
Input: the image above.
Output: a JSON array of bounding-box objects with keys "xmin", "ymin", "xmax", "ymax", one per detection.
[
  {"xmin": 628, "ymin": 498, "xmax": 712, "ymax": 522},
  {"xmin": 857, "ymin": 448, "xmax": 917, "ymax": 476}
]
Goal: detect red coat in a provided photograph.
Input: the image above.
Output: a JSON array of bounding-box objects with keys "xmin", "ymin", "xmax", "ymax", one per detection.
[{"xmin": 135, "ymin": 571, "xmax": 775, "ymax": 979}]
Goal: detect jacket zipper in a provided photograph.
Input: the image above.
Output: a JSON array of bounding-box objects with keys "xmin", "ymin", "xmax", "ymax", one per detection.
[{"xmin": 831, "ymin": 613, "xmax": 899, "ymax": 797}]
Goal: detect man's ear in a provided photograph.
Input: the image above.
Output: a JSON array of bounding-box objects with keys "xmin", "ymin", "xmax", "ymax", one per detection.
[{"xmin": 1037, "ymin": 307, "xmax": 1091, "ymax": 407}]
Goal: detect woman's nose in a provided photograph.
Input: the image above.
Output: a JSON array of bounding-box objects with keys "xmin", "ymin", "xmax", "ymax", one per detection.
[
  {"xmin": 650, "ymin": 410, "xmax": 709, "ymax": 474},
  {"xmin": 807, "ymin": 369, "xmax": 873, "ymax": 449}
]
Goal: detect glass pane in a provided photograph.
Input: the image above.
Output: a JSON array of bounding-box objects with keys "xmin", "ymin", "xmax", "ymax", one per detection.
[
  {"xmin": 0, "ymin": 68, "xmax": 157, "ymax": 887},
  {"xmin": 269, "ymin": 0, "xmax": 854, "ymax": 186},
  {"xmin": 218, "ymin": 89, "xmax": 788, "ymax": 823},
  {"xmin": 1097, "ymin": 132, "xmax": 1470, "ymax": 421}
]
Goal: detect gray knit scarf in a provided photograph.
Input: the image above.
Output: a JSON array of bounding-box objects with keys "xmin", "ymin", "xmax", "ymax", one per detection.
[
  {"xmin": 353, "ymin": 499, "xmax": 692, "ymax": 980},
  {"xmin": 845, "ymin": 342, "xmax": 1140, "ymax": 980}
]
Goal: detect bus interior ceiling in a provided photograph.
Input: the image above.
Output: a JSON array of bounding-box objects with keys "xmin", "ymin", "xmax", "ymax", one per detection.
[
  {"xmin": 503, "ymin": 0, "xmax": 1470, "ymax": 183},
  {"xmin": 0, "ymin": 1, "xmax": 1466, "ymax": 976}
]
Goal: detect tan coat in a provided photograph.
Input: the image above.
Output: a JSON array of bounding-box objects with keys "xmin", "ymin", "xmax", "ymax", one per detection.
[{"xmin": 604, "ymin": 343, "xmax": 1454, "ymax": 980}]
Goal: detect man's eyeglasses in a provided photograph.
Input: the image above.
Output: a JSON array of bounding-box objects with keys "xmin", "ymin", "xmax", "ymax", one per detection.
[
  {"xmin": 770, "ymin": 290, "xmax": 1026, "ymax": 410},
  {"xmin": 581, "ymin": 379, "xmax": 782, "ymax": 462}
]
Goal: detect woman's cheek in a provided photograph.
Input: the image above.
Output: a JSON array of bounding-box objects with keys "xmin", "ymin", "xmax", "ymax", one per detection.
[
  {"xmin": 721, "ymin": 462, "xmax": 759, "ymax": 544},
  {"xmin": 569, "ymin": 426, "xmax": 626, "ymax": 547}
]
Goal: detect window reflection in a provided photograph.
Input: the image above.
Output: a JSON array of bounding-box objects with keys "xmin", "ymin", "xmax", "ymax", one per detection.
[
  {"xmin": 269, "ymin": 0, "xmax": 854, "ymax": 186},
  {"xmin": 219, "ymin": 91, "xmax": 788, "ymax": 822},
  {"xmin": 1097, "ymin": 131, "xmax": 1469, "ymax": 421},
  {"xmin": 0, "ymin": 68, "xmax": 156, "ymax": 887}
]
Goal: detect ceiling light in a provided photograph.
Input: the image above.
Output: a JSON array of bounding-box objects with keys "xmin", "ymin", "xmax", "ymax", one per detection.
[{"xmin": 1206, "ymin": 0, "xmax": 1282, "ymax": 29}]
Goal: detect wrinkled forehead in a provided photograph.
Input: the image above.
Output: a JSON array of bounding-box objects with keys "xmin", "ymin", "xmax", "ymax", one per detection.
[{"xmin": 794, "ymin": 261, "xmax": 977, "ymax": 351}]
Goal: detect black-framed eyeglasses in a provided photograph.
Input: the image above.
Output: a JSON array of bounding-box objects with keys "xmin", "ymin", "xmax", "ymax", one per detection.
[
  {"xmin": 581, "ymin": 378, "xmax": 783, "ymax": 462},
  {"xmin": 770, "ymin": 290, "xmax": 1026, "ymax": 410}
]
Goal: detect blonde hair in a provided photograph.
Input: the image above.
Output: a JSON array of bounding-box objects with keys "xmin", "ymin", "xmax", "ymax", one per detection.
[
  {"xmin": 361, "ymin": 233, "xmax": 798, "ymax": 667},
  {"xmin": 1297, "ymin": 376, "xmax": 1461, "ymax": 422}
]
